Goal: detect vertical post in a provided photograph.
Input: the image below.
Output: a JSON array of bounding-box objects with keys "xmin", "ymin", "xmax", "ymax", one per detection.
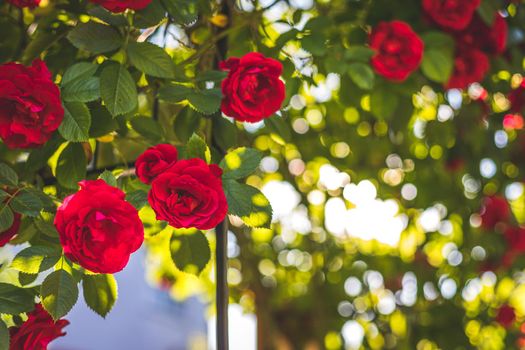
[
  {"xmin": 215, "ymin": 220, "xmax": 229, "ymax": 350},
  {"xmin": 214, "ymin": 2, "xmax": 231, "ymax": 349}
]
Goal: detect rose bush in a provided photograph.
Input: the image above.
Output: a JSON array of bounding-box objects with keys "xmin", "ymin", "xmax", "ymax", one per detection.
[{"xmin": 0, "ymin": 0, "xmax": 524, "ymax": 349}]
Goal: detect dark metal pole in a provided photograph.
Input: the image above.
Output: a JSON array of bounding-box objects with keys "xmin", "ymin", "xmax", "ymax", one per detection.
[
  {"xmin": 215, "ymin": 219, "xmax": 229, "ymax": 350},
  {"xmin": 214, "ymin": 1, "xmax": 231, "ymax": 349}
]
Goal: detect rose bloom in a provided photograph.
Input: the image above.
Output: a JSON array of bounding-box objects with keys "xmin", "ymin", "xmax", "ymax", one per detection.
[
  {"xmin": 220, "ymin": 52, "xmax": 285, "ymax": 123},
  {"xmin": 148, "ymin": 158, "xmax": 228, "ymax": 230},
  {"xmin": 422, "ymin": 0, "xmax": 481, "ymax": 30},
  {"xmin": 54, "ymin": 180, "xmax": 144, "ymax": 274},
  {"xmin": 89, "ymin": 0, "xmax": 152, "ymax": 12},
  {"xmin": 509, "ymin": 81, "xmax": 525, "ymax": 113},
  {"xmin": 496, "ymin": 304, "xmax": 516, "ymax": 328},
  {"xmin": 6, "ymin": 0, "xmax": 40, "ymax": 7},
  {"xmin": 135, "ymin": 144, "xmax": 178, "ymax": 184},
  {"xmin": 0, "ymin": 60, "xmax": 63, "ymax": 149},
  {"xmin": 457, "ymin": 14, "xmax": 508, "ymax": 55},
  {"xmin": 446, "ymin": 48, "xmax": 489, "ymax": 89},
  {"xmin": 480, "ymin": 195, "xmax": 510, "ymax": 230},
  {"xmin": 9, "ymin": 304, "xmax": 69, "ymax": 350},
  {"xmin": 369, "ymin": 21, "xmax": 424, "ymax": 82},
  {"xmin": 504, "ymin": 226, "xmax": 525, "ymax": 252}
]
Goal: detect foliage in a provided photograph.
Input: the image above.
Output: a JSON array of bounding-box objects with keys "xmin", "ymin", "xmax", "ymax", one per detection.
[{"xmin": 1, "ymin": 0, "xmax": 525, "ymax": 349}]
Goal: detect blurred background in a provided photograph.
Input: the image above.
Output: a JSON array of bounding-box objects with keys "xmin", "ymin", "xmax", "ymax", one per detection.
[{"xmin": 3, "ymin": 0, "xmax": 525, "ymax": 349}]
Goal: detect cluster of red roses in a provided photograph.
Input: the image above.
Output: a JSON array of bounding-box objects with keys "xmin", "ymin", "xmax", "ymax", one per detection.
[
  {"xmin": 135, "ymin": 144, "xmax": 228, "ymax": 230},
  {"xmin": 369, "ymin": 0, "xmax": 507, "ymax": 89},
  {"xmin": 0, "ymin": 50, "xmax": 286, "ymax": 350}
]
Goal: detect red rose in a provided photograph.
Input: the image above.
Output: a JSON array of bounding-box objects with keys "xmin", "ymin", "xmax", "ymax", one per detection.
[
  {"xmin": 446, "ymin": 48, "xmax": 489, "ymax": 89},
  {"xmin": 369, "ymin": 21, "xmax": 424, "ymax": 81},
  {"xmin": 509, "ymin": 81, "xmax": 525, "ymax": 113},
  {"xmin": 422, "ymin": 0, "xmax": 481, "ymax": 30},
  {"xmin": 148, "ymin": 158, "xmax": 228, "ymax": 230},
  {"xmin": 456, "ymin": 14, "xmax": 508, "ymax": 55},
  {"xmin": 135, "ymin": 144, "xmax": 178, "ymax": 184},
  {"xmin": 88, "ymin": 0, "xmax": 152, "ymax": 13},
  {"xmin": 0, "ymin": 212, "xmax": 21, "ymax": 247},
  {"xmin": 480, "ymin": 196, "xmax": 510, "ymax": 230},
  {"xmin": 54, "ymin": 180, "xmax": 144, "ymax": 274},
  {"xmin": 504, "ymin": 226, "xmax": 525, "ymax": 252},
  {"xmin": 220, "ymin": 52, "xmax": 285, "ymax": 123},
  {"xmin": 9, "ymin": 304, "xmax": 69, "ymax": 350},
  {"xmin": 496, "ymin": 304, "xmax": 516, "ymax": 328},
  {"xmin": 0, "ymin": 60, "xmax": 63, "ymax": 149},
  {"xmin": 6, "ymin": 0, "xmax": 40, "ymax": 7}
]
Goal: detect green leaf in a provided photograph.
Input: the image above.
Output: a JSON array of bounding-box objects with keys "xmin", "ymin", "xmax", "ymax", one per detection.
[
  {"xmin": 347, "ymin": 63, "xmax": 375, "ymax": 90},
  {"xmin": 125, "ymin": 190, "xmax": 148, "ymax": 210},
  {"xmin": 130, "ymin": 117, "xmax": 163, "ymax": 141},
  {"xmin": 8, "ymin": 219, "xmax": 37, "ymax": 245},
  {"xmin": 10, "ymin": 190, "xmax": 43, "ymax": 217},
  {"xmin": 421, "ymin": 49, "xmax": 454, "ymax": 83},
  {"xmin": 62, "ymin": 77, "xmax": 100, "ymax": 103},
  {"xmin": 100, "ymin": 62, "xmax": 138, "ymax": 117},
  {"xmin": 194, "ymin": 70, "xmax": 228, "ymax": 83},
  {"xmin": 0, "ymin": 205, "xmax": 14, "ymax": 232},
  {"xmin": 34, "ymin": 218, "xmax": 60, "ymax": 238},
  {"xmin": 223, "ymin": 180, "xmax": 273, "ymax": 228},
  {"xmin": 265, "ymin": 115, "xmax": 292, "ymax": 142},
  {"xmin": 184, "ymin": 133, "xmax": 208, "ymax": 160},
  {"xmin": 18, "ymin": 272, "xmax": 38, "ymax": 286},
  {"xmin": 11, "ymin": 246, "xmax": 62, "ymax": 274},
  {"xmin": 59, "ymin": 102, "xmax": 91, "ymax": 142},
  {"xmin": 82, "ymin": 274, "xmax": 117, "ymax": 318},
  {"xmin": 174, "ymin": 107, "xmax": 201, "ymax": 142},
  {"xmin": 41, "ymin": 269, "xmax": 78, "ymax": 321},
  {"xmin": 0, "ymin": 283, "xmax": 35, "ymax": 314},
  {"xmin": 127, "ymin": 42, "xmax": 175, "ymax": 78},
  {"xmin": 302, "ymin": 32, "xmax": 327, "ymax": 56},
  {"xmin": 158, "ymin": 84, "xmax": 193, "ymax": 104},
  {"xmin": 220, "ymin": 147, "xmax": 262, "ymax": 180},
  {"xmin": 0, "ymin": 16, "xmax": 22, "ymax": 63},
  {"xmin": 98, "ymin": 170, "xmax": 117, "ymax": 187},
  {"xmin": 0, "ymin": 319, "xmax": 9, "ymax": 350},
  {"xmin": 0, "ymin": 164, "xmax": 18, "ymax": 187},
  {"xmin": 187, "ymin": 89, "xmax": 222, "ymax": 115},
  {"xmin": 61, "ymin": 62, "xmax": 98, "ymax": 86},
  {"xmin": 478, "ymin": 0, "xmax": 497, "ymax": 26},
  {"xmin": 135, "ymin": 0, "xmax": 166, "ymax": 28},
  {"xmin": 0, "ymin": 190, "xmax": 8, "ymax": 202},
  {"xmin": 212, "ymin": 116, "xmax": 237, "ymax": 152},
  {"xmin": 161, "ymin": 0, "xmax": 198, "ymax": 25},
  {"xmin": 170, "ymin": 231, "xmax": 211, "ymax": 275},
  {"xmin": 88, "ymin": 6, "xmax": 128, "ymax": 27},
  {"xmin": 344, "ymin": 46, "xmax": 375, "ymax": 62},
  {"xmin": 67, "ymin": 21, "xmax": 123, "ymax": 54},
  {"xmin": 421, "ymin": 31, "xmax": 455, "ymax": 49},
  {"xmin": 370, "ymin": 87, "xmax": 399, "ymax": 120},
  {"xmin": 56, "ymin": 143, "xmax": 87, "ymax": 189},
  {"xmin": 89, "ymin": 105, "xmax": 118, "ymax": 138}
]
